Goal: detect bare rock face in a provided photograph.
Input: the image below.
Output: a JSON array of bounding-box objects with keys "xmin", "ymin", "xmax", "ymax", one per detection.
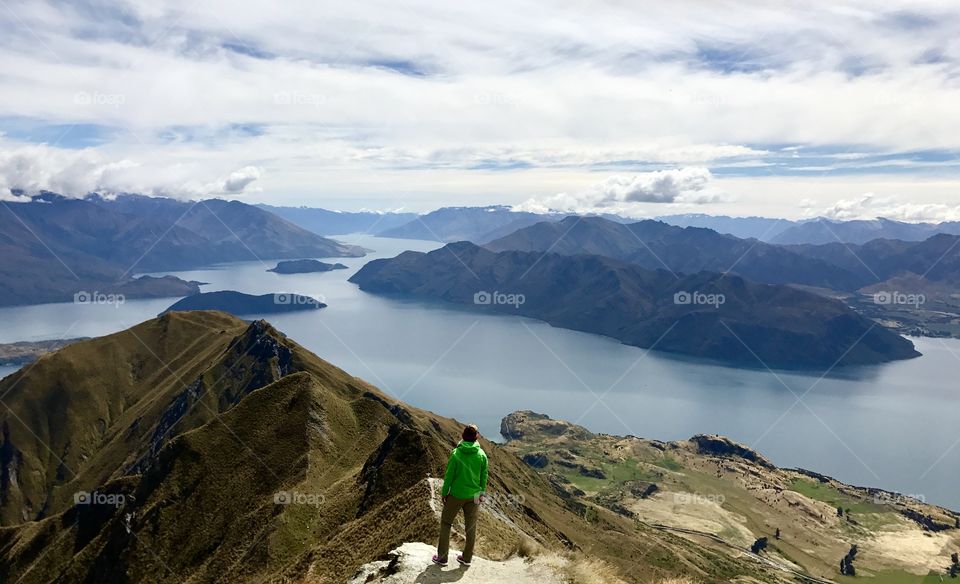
[{"xmin": 689, "ymin": 434, "xmax": 774, "ymax": 469}]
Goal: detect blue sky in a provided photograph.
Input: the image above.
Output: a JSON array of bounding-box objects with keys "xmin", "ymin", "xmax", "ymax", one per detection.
[{"xmin": 0, "ymin": 0, "xmax": 959, "ymax": 220}]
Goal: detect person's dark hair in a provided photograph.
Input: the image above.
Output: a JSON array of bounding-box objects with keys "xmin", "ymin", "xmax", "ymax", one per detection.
[{"xmin": 462, "ymin": 424, "xmax": 479, "ymax": 442}]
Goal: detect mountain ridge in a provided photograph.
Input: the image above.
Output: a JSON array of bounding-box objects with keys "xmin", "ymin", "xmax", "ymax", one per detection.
[
  {"xmin": 486, "ymin": 216, "xmax": 866, "ymax": 290},
  {"xmin": 0, "ymin": 312, "xmax": 788, "ymax": 583}
]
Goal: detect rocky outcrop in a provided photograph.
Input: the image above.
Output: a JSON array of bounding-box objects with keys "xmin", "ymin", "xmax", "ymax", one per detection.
[
  {"xmin": 500, "ymin": 411, "xmax": 594, "ymax": 442},
  {"xmin": 689, "ymin": 434, "xmax": 774, "ymax": 469}
]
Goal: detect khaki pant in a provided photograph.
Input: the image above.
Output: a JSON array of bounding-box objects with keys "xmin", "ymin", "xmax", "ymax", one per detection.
[{"xmin": 436, "ymin": 495, "xmax": 479, "ymax": 563}]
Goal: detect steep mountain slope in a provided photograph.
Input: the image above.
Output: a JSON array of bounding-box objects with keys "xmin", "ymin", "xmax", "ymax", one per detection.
[
  {"xmin": 377, "ymin": 206, "xmax": 561, "ymax": 243},
  {"xmin": 486, "ymin": 216, "xmax": 862, "ymax": 290},
  {"xmin": 0, "ymin": 313, "xmax": 784, "ymax": 583},
  {"xmin": 772, "ymin": 217, "xmax": 960, "ymax": 245},
  {"xmin": 256, "ymin": 204, "xmax": 417, "ymax": 235},
  {"xmin": 349, "ymin": 242, "xmax": 918, "ymax": 369},
  {"xmin": 0, "ymin": 195, "xmax": 201, "ymax": 306},
  {"xmin": 100, "ymin": 194, "xmax": 367, "ymax": 269}
]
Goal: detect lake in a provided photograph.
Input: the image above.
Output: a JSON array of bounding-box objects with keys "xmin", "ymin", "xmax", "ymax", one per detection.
[{"xmin": 1, "ymin": 234, "xmax": 958, "ymax": 509}]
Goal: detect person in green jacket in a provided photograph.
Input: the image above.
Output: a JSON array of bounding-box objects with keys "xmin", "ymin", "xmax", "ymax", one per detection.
[{"xmin": 433, "ymin": 424, "xmax": 488, "ymax": 567}]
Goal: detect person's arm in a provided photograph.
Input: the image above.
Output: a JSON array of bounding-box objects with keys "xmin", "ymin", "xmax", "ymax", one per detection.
[
  {"xmin": 441, "ymin": 451, "xmax": 458, "ymax": 498},
  {"xmin": 478, "ymin": 455, "xmax": 489, "ymax": 502}
]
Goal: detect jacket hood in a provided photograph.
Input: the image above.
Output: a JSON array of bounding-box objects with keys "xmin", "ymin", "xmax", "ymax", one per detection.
[{"xmin": 456, "ymin": 440, "xmax": 481, "ymax": 455}]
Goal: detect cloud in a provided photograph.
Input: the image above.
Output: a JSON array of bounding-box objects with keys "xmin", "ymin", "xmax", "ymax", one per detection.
[
  {"xmin": 0, "ymin": 142, "xmax": 261, "ymax": 200},
  {"xmin": 516, "ymin": 167, "xmax": 723, "ymax": 216},
  {"xmin": 811, "ymin": 193, "xmax": 960, "ymax": 222},
  {"xmin": 1, "ymin": 0, "xmax": 960, "ymax": 211},
  {"xmin": 221, "ymin": 166, "xmax": 262, "ymax": 194}
]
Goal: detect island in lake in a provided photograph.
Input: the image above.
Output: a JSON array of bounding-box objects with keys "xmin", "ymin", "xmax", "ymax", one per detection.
[
  {"xmin": 162, "ymin": 291, "xmax": 325, "ymax": 315},
  {"xmin": 267, "ymin": 259, "xmax": 349, "ymax": 274},
  {"xmin": 349, "ymin": 242, "xmax": 919, "ymax": 369}
]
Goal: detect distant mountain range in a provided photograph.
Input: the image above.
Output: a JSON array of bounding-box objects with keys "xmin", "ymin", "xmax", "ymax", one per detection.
[
  {"xmin": 656, "ymin": 214, "xmax": 960, "ymax": 244},
  {"xmin": 487, "ymin": 216, "xmax": 960, "ymax": 292},
  {"xmin": 350, "ymin": 242, "xmax": 918, "ymax": 369},
  {"xmin": 255, "ymin": 204, "xmax": 564, "ymax": 243},
  {"xmin": 376, "ymin": 205, "xmax": 564, "ymax": 243},
  {"xmin": 771, "ymin": 217, "xmax": 960, "ymax": 245},
  {"xmin": 787, "ymin": 233, "xmax": 960, "ymax": 287},
  {"xmin": 655, "ymin": 213, "xmax": 795, "ymax": 241},
  {"xmin": 486, "ymin": 216, "xmax": 864, "ymax": 290},
  {"xmin": 256, "ymin": 203, "xmax": 417, "ymax": 235},
  {"xmin": 0, "ymin": 193, "xmax": 365, "ymax": 306},
  {"xmin": 253, "ymin": 203, "xmax": 960, "ymax": 247}
]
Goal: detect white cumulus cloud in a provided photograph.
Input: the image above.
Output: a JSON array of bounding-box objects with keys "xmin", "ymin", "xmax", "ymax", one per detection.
[
  {"xmin": 811, "ymin": 193, "xmax": 960, "ymax": 223},
  {"xmin": 0, "ymin": 142, "xmax": 262, "ymax": 200},
  {"xmin": 220, "ymin": 166, "xmax": 262, "ymax": 194},
  {"xmin": 516, "ymin": 167, "xmax": 723, "ymax": 216}
]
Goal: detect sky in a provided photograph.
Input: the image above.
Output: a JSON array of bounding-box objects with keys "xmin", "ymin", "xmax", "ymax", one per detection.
[{"xmin": 0, "ymin": 0, "xmax": 959, "ymax": 220}]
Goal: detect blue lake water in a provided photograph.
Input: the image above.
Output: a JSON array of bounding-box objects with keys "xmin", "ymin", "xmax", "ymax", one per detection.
[{"xmin": 1, "ymin": 234, "xmax": 958, "ymax": 509}]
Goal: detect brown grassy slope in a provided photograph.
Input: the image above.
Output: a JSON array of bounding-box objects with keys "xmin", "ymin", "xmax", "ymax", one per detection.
[
  {"xmin": 1, "ymin": 312, "xmax": 784, "ymax": 583},
  {"xmin": 0, "ymin": 310, "xmax": 299, "ymax": 525},
  {"xmin": 502, "ymin": 410, "xmax": 960, "ymax": 582}
]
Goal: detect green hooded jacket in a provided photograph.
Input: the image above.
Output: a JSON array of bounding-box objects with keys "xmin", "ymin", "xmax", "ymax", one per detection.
[{"xmin": 441, "ymin": 440, "xmax": 489, "ymax": 500}]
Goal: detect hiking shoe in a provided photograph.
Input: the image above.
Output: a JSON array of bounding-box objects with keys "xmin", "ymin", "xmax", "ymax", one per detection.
[
  {"xmin": 432, "ymin": 555, "xmax": 448, "ymax": 566},
  {"xmin": 457, "ymin": 555, "xmax": 471, "ymax": 566}
]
